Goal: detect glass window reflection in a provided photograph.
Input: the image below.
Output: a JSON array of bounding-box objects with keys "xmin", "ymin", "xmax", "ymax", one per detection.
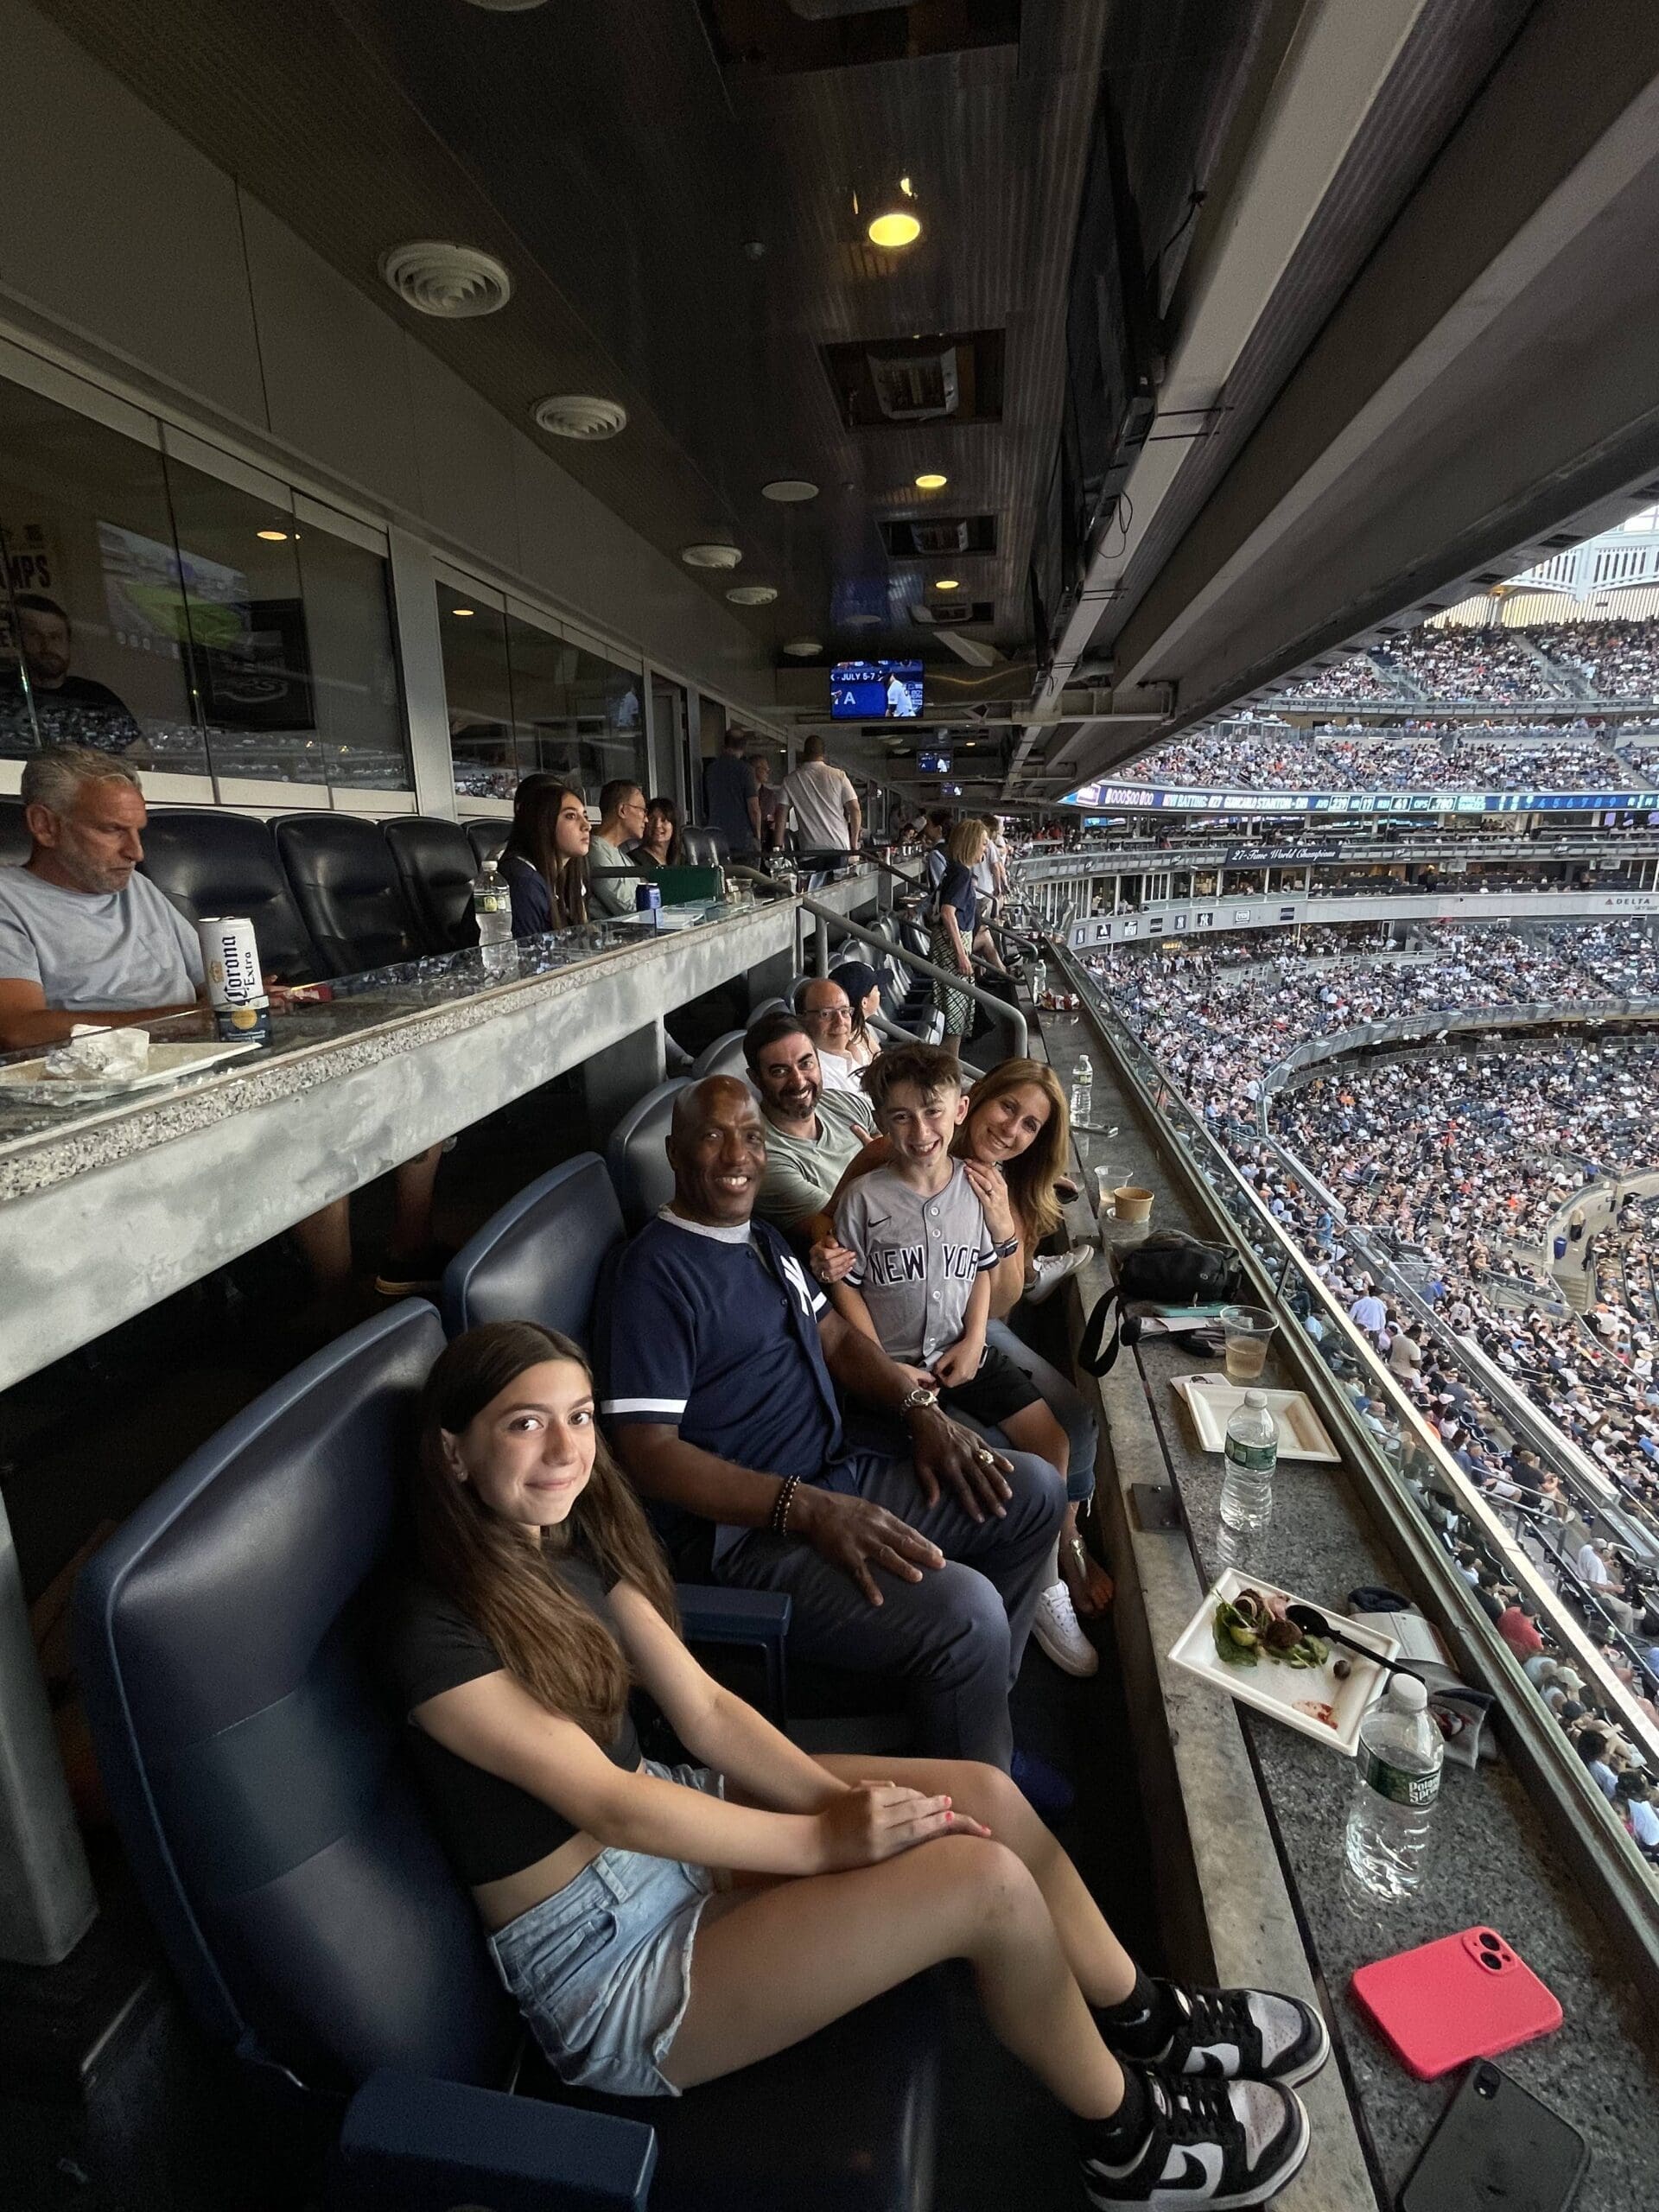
[
  {"xmin": 0, "ymin": 378, "xmax": 203, "ymax": 771},
  {"xmin": 437, "ymin": 590, "xmax": 514, "ymax": 802}
]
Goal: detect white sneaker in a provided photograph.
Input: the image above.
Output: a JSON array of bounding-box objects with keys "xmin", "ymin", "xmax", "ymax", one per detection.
[
  {"xmin": 1025, "ymin": 1248, "xmax": 1091, "ymax": 1306},
  {"xmin": 1033, "ymin": 1580, "xmax": 1099, "ymax": 1676}
]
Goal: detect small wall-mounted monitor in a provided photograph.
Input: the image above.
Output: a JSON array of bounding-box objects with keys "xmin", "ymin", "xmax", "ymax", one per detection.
[
  {"xmin": 830, "ymin": 658, "xmax": 924, "ymax": 720},
  {"xmin": 916, "ymin": 748, "xmax": 952, "ymax": 775}
]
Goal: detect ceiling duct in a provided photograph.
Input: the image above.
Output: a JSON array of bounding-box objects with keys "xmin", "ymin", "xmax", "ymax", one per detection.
[
  {"xmin": 378, "ymin": 241, "xmax": 512, "ymax": 317},
  {"xmin": 533, "ymin": 395, "xmax": 628, "ymax": 440},
  {"xmin": 868, "ymin": 347, "xmax": 959, "ymax": 423}
]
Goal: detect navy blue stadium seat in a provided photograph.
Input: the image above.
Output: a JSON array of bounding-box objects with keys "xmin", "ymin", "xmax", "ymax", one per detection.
[
  {"xmin": 273, "ymin": 814, "xmax": 426, "ymax": 977},
  {"xmin": 384, "ymin": 816, "xmax": 482, "ymax": 955},
  {"xmin": 74, "ymin": 1300, "xmax": 942, "ymax": 2212},
  {"xmin": 138, "ymin": 807, "xmax": 322, "ymax": 982},
  {"xmin": 442, "ymin": 1153, "xmax": 625, "ymax": 1348},
  {"xmin": 690, "ymin": 1029, "xmax": 748, "ymax": 1078},
  {"xmin": 605, "ymin": 1077, "xmax": 688, "ymax": 1228}
]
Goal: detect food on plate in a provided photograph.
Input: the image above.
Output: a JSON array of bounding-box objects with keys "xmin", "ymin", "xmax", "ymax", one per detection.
[
  {"xmin": 1332, "ymin": 1656, "xmax": 1353, "ymax": 1681},
  {"xmin": 1294, "ymin": 1699, "xmax": 1338, "ymax": 1728},
  {"xmin": 1211, "ymin": 1586, "xmax": 1330, "ymax": 1671}
]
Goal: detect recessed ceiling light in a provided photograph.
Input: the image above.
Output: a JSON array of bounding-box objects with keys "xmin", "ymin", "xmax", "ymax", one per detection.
[
  {"xmin": 762, "ymin": 479, "xmax": 819, "ymax": 503},
  {"xmin": 915, "ymin": 472, "xmax": 948, "ymax": 492},
  {"xmin": 681, "ymin": 542, "xmax": 743, "ymax": 569},
  {"xmin": 782, "ymin": 638, "xmax": 823, "ymax": 658},
  {"xmin": 378, "ymin": 240, "xmax": 512, "ymax": 318},
  {"xmin": 867, "ymin": 177, "xmax": 922, "ymax": 251},
  {"xmin": 256, "ymin": 529, "xmax": 289, "ymax": 542},
  {"xmin": 843, "ymin": 612, "xmax": 882, "ymax": 628},
  {"xmin": 727, "ymin": 584, "xmax": 779, "ymax": 606},
  {"xmin": 935, "ymin": 578, "xmax": 960, "ymax": 591},
  {"xmin": 533, "ymin": 394, "xmax": 627, "ymax": 440},
  {"xmin": 451, "ymin": 606, "xmax": 476, "ymax": 618}
]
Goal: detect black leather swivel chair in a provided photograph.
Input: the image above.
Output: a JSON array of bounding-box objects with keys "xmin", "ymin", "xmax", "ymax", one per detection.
[
  {"xmin": 138, "ymin": 809, "xmax": 323, "ymax": 982},
  {"xmin": 383, "ymin": 817, "xmax": 481, "ymax": 955},
  {"xmin": 73, "ymin": 1300, "xmax": 941, "ymax": 2212},
  {"xmin": 0, "ymin": 794, "xmax": 29, "ymax": 867},
  {"xmin": 679, "ymin": 826, "xmax": 721, "ymax": 869},
  {"xmin": 465, "ymin": 819, "xmax": 510, "ymax": 868},
  {"xmin": 273, "ymin": 815, "xmax": 426, "ymax": 977}
]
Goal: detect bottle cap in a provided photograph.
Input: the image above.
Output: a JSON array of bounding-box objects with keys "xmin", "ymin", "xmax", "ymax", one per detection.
[
  {"xmin": 1387, "ymin": 1673, "xmax": 1428, "ymax": 1712},
  {"xmin": 1243, "ymin": 1389, "xmax": 1268, "ymax": 1408}
]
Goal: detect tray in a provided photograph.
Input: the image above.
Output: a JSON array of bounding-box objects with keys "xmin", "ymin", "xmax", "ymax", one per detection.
[
  {"xmin": 1168, "ymin": 1568, "xmax": 1402, "ymax": 1756},
  {"xmin": 1172, "ymin": 1373, "xmax": 1340, "ymax": 1463},
  {"xmin": 0, "ymin": 1038, "xmax": 262, "ymax": 1105}
]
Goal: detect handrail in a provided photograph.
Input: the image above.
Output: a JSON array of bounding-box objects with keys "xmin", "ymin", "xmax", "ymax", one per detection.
[{"xmin": 799, "ymin": 900, "xmax": 1028, "ymax": 1057}]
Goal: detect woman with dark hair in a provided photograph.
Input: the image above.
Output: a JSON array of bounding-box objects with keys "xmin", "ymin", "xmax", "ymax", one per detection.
[
  {"xmin": 829, "ymin": 958, "xmax": 883, "ymax": 1070},
  {"xmin": 502, "ymin": 781, "xmax": 591, "ymax": 937},
  {"xmin": 635, "ymin": 794, "xmax": 683, "ymax": 871},
  {"xmin": 382, "ymin": 1320, "xmax": 1320, "ymax": 2206}
]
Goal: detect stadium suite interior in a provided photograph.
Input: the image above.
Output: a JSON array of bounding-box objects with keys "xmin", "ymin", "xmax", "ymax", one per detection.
[{"xmin": 7, "ymin": 3, "xmax": 1659, "ymax": 2210}]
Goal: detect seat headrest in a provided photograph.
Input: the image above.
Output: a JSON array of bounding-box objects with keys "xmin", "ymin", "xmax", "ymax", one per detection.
[
  {"xmin": 383, "ymin": 817, "xmax": 482, "ymax": 954},
  {"xmin": 139, "ymin": 810, "xmax": 321, "ymax": 983},
  {"xmin": 443, "ymin": 1154, "xmax": 625, "ymax": 1345},
  {"xmin": 273, "ymin": 815, "xmax": 424, "ymax": 978}
]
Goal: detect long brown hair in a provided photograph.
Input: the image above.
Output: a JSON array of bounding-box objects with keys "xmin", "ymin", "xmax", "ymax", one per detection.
[
  {"xmin": 505, "ymin": 781, "xmax": 590, "ymax": 927},
  {"xmin": 413, "ymin": 1322, "xmax": 677, "ymax": 1741},
  {"xmin": 954, "ymin": 1057, "xmax": 1069, "ymax": 1249}
]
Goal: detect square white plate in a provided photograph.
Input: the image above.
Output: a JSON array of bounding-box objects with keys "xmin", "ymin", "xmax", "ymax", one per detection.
[
  {"xmin": 1173, "ymin": 1373, "xmax": 1340, "ymax": 1463},
  {"xmin": 1168, "ymin": 1568, "xmax": 1401, "ymax": 1756},
  {"xmin": 0, "ymin": 1038, "xmax": 262, "ymax": 1106}
]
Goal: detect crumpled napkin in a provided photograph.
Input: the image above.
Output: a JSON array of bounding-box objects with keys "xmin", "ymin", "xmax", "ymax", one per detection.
[{"xmin": 43, "ymin": 1025, "xmax": 150, "ymax": 1080}]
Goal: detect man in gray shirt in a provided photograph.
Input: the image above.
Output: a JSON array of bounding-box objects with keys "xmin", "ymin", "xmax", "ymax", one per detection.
[
  {"xmin": 0, "ymin": 747, "xmax": 205, "ymax": 1051},
  {"xmin": 587, "ymin": 779, "xmax": 648, "ymax": 918},
  {"xmin": 743, "ymin": 1008, "xmax": 875, "ymax": 1236}
]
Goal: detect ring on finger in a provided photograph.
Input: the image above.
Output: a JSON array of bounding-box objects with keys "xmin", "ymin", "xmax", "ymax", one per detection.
[{"xmin": 975, "ymin": 1447, "xmax": 995, "ymax": 1465}]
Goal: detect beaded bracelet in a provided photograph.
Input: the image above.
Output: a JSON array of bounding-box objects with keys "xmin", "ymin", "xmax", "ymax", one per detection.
[{"xmin": 772, "ymin": 1471, "xmax": 802, "ymax": 1535}]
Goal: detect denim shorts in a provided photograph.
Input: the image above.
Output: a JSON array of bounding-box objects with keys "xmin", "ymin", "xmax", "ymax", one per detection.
[{"xmin": 488, "ymin": 1759, "xmax": 722, "ymax": 2098}]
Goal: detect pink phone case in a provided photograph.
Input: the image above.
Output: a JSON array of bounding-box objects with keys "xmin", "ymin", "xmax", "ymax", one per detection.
[{"xmin": 1351, "ymin": 1926, "xmax": 1563, "ymax": 2080}]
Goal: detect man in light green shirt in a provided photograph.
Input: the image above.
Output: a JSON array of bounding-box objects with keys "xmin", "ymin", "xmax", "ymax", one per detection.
[
  {"xmin": 588, "ymin": 779, "xmax": 648, "ymax": 918},
  {"xmin": 744, "ymin": 1008, "xmax": 876, "ymax": 1236}
]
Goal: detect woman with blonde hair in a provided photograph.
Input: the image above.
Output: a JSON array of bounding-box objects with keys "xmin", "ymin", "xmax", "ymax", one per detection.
[{"xmin": 380, "ymin": 1319, "xmax": 1322, "ymax": 2209}]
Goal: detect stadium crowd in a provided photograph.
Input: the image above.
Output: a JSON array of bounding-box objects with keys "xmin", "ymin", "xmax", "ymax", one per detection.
[{"xmin": 1128, "ymin": 719, "xmax": 1631, "ymax": 794}]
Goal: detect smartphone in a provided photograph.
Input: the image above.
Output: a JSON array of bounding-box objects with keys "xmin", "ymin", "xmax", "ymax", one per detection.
[
  {"xmin": 1351, "ymin": 1925, "xmax": 1561, "ymax": 2080},
  {"xmin": 1400, "ymin": 2061, "xmax": 1588, "ymax": 2212}
]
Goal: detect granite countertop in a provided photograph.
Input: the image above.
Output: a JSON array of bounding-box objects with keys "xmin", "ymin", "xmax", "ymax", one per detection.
[
  {"xmin": 1134, "ymin": 1239, "xmax": 1659, "ymax": 2209},
  {"xmin": 0, "ymin": 903, "xmax": 767, "ymax": 1205},
  {"xmin": 1043, "ymin": 1005, "xmax": 1659, "ymax": 2207}
]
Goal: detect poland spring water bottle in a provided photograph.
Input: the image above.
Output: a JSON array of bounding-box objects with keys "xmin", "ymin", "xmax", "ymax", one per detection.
[
  {"xmin": 1344, "ymin": 1673, "xmax": 1442, "ymax": 1904},
  {"xmin": 1069, "ymin": 1055, "xmax": 1094, "ymax": 1128},
  {"xmin": 1219, "ymin": 1389, "xmax": 1277, "ymax": 1534},
  {"xmin": 472, "ymin": 859, "xmax": 512, "ymax": 947}
]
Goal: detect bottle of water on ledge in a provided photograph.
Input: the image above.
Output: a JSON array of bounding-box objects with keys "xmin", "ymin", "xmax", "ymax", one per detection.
[
  {"xmin": 1344, "ymin": 1673, "xmax": 1441, "ymax": 1904},
  {"xmin": 1220, "ymin": 1389, "xmax": 1277, "ymax": 1534},
  {"xmin": 1069, "ymin": 1055, "xmax": 1093, "ymax": 1128}
]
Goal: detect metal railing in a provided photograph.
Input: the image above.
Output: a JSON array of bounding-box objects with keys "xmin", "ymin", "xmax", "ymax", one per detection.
[{"xmin": 800, "ymin": 899, "xmax": 1028, "ymax": 1059}]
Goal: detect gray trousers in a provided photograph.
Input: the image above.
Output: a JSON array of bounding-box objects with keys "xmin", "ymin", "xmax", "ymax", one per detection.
[{"xmin": 717, "ymin": 1446, "xmax": 1065, "ymax": 1769}]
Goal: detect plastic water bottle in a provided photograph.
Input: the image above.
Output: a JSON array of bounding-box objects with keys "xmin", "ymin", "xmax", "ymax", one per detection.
[
  {"xmin": 1344, "ymin": 1674, "xmax": 1442, "ymax": 1904},
  {"xmin": 1069, "ymin": 1055, "xmax": 1094, "ymax": 1128},
  {"xmin": 472, "ymin": 860, "xmax": 512, "ymax": 947},
  {"xmin": 1219, "ymin": 1389, "xmax": 1277, "ymax": 1534}
]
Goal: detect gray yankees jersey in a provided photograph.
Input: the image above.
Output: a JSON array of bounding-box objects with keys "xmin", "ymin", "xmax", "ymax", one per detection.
[{"xmin": 834, "ymin": 1160, "xmax": 996, "ymax": 1364}]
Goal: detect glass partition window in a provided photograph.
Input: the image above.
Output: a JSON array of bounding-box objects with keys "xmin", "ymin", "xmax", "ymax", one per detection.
[
  {"xmin": 437, "ymin": 587, "xmax": 645, "ymax": 805},
  {"xmin": 0, "ymin": 369, "xmax": 411, "ymax": 790},
  {"xmin": 0, "ymin": 377, "xmax": 203, "ymax": 772}
]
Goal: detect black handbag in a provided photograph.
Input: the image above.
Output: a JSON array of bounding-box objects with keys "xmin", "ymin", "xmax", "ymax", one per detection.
[{"xmin": 1077, "ymin": 1232, "xmax": 1250, "ymax": 1376}]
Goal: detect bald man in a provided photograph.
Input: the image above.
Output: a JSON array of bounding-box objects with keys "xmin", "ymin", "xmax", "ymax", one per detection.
[{"xmin": 598, "ymin": 1076, "xmax": 1063, "ymax": 1769}]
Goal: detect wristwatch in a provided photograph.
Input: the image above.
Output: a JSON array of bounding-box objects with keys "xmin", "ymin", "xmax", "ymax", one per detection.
[{"xmin": 899, "ymin": 1384, "xmax": 940, "ymax": 1418}]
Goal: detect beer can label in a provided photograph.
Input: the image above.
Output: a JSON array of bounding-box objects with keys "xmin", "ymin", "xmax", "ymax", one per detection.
[
  {"xmin": 214, "ymin": 996, "xmax": 270, "ymax": 1046},
  {"xmin": 199, "ymin": 917, "xmax": 265, "ymax": 1008}
]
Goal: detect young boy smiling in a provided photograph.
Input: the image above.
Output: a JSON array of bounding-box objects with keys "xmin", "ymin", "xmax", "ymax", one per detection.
[{"xmin": 830, "ymin": 1045, "xmax": 1071, "ymax": 1475}]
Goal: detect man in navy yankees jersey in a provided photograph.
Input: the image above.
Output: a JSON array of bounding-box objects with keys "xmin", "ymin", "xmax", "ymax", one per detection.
[{"xmin": 600, "ymin": 1076, "xmax": 1064, "ymax": 1770}]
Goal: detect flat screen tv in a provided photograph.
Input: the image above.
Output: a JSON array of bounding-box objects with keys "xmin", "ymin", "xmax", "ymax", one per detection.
[
  {"xmin": 830, "ymin": 658, "xmax": 923, "ymax": 720},
  {"xmin": 916, "ymin": 748, "xmax": 952, "ymax": 775}
]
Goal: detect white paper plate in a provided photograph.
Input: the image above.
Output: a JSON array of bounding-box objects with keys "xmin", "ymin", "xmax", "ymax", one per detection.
[
  {"xmin": 1168, "ymin": 1568, "xmax": 1401, "ymax": 1756},
  {"xmin": 1173, "ymin": 1373, "xmax": 1340, "ymax": 1464},
  {"xmin": 0, "ymin": 1038, "xmax": 262, "ymax": 1106}
]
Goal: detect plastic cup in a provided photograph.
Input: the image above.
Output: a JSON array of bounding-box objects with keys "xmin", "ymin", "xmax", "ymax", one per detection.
[{"xmin": 1219, "ymin": 1303, "xmax": 1276, "ymax": 1382}]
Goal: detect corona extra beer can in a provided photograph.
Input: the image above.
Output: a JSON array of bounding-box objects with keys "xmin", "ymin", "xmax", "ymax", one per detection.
[{"xmin": 198, "ymin": 917, "xmax": 271, "ymax": 1044}]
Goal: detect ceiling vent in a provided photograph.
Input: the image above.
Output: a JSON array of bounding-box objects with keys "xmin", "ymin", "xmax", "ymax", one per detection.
[
  {"xmin": 883, "ymin": 514, "xmax": 997, "ymax": 558},
  {"xmin": 1470, "ymin": 571, "xmax": 1506, "ymax": 587},
  {"xmin": 823, "ymin": 331, "xmax": 1004, "ymax": 430},
  {"xmin": 699, "ymin": 0, "xmax": 1020, "ymax": 72},
  {"xmin": 681, "ymin": 542, "xmax": 743, "ymax": 569},
  {"xmin": 378, "ymin": 241, "xmax": 512, "ymax": 318},
  {"xmin": 464, "ymin": 1, "xmax": 549, "ymax": 10},
  {"xmin": 726, "ymin": 584, "xmax": 778, "ymax": 606},
  {"xmin": 533, "ymin": 395, "xmax": 628, "ymax": 440},
  {"xmin": 1541, "ymin": 532, "xmax": 1581, "ymax": 551}
]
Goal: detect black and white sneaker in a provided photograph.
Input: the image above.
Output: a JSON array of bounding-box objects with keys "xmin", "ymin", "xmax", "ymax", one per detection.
[
  {"xmin": 1118, "ymin": 1980, "xmax": 1330, "ymax": 2088},
  {"xmin": 1079, "ymin": 2072, "xmax": 1310, "ymax": 2209}
]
